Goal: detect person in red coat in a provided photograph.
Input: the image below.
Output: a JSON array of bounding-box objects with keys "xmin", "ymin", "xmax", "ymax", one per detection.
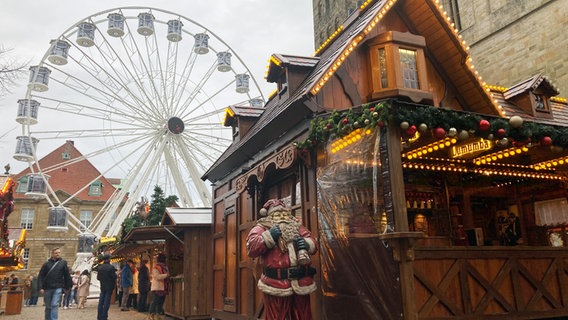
[{"xmin": 246, "ymin": 199, "xmax": 318, "ymax": 320}]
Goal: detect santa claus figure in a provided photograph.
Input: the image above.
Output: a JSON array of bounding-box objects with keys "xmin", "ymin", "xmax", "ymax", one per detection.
[{"xmin": 246, "ymin": 199, "xmax": 318, "ymax": 320}]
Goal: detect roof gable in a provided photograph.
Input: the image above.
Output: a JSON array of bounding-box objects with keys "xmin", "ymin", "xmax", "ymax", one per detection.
[
  {"xmin": 504, "ymin": 74, "xmax": 560, "ymax": 100},
  {"xmin": 204, "ymin": 0, "xmax": 507, "ymax": 182},
  {"xmin": 307, "ymin": 0, "xmax": 499, "ymax": 114}
]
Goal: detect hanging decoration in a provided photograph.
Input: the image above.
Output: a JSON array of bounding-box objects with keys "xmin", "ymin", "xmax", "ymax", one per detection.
[{"xmin": 294, "ymin": 100, "xmax": 568, "ymax": 151}]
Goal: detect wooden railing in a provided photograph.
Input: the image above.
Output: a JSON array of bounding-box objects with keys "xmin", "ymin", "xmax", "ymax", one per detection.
[{"xmin": 413, "ymin": 246, "xmax": 568, "ymax": 319}]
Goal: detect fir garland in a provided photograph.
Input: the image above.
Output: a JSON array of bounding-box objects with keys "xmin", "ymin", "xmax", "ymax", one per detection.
[{"xmin": 295, "ymin": 101, "xmax": 568, "ymax": 150}]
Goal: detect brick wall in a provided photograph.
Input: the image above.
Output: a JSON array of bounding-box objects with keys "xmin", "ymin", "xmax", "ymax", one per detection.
[
  {"xmin": 442, "ymin": 0, "xmax": 568, "ymax": 95},
  {"xmin": 313, "ymin": 0, "xmax": 359, "ymax": 48}
]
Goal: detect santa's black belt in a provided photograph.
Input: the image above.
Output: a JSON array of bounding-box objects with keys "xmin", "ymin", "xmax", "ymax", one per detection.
[{"xmin": 264, "ymin": 266, "xmax": 316, "ymax": 280}]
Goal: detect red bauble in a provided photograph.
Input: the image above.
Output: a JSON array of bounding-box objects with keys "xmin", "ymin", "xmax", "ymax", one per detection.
[
  {"xmin": 541, "ymin": 136, "xmax": 552, "ymax": 146},
  {"xmin": 432, "ymin": 127, "xmax": 446, "ymax": 139},
  {"xmin": 406, "ymin": 125, "xmax": 417, "ymax": 136},
  {"xmin": 497, "ymin": 128, "xmax": 506, "ymax": 137},
  {"xmin": 342, "ymin": 118, "xmax": 349, "ymax": 125},
  {"xmin": 479, "ymin": 119, "xmax": 490, "ymax": 131},
  {"xmin": 378, "ymin": 120, "xmax": 385, "ymax": 127}
]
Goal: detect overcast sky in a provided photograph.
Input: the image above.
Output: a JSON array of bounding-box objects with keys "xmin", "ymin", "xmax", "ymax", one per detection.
[{"xmin": 0, "ymin": 0, "xmax": 315, "ymax": 174}]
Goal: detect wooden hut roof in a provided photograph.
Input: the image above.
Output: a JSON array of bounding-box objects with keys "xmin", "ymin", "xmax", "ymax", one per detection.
[
  {"xmin": 203, "ymin": 0, "xmax": 561, "ymax": 182},
  {"xmin": 503, "ymin": 73, "xmax": 560, "ymax": 100},
  {"xmin": 266, "ymin": 54, "xmax": 320, "ymax": 82},
  {"xmin": 490, "ymin": 87, "xmax": 568, "ymax": 126}
]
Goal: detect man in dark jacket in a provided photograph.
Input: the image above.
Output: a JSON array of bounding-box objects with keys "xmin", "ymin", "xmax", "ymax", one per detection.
[
  {"xmin": 137, "ymin": 259, "xmax": 151, "ymax": 312},
  {"xmin": 38, "ymin": 247, "xmax": 72, "ymax": 320},
  {"xmin": 97, "ymin": 254, "xmax": 117, "ymax": 320}
]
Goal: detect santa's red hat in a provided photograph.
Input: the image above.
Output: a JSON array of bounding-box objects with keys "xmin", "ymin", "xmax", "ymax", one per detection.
[{"xmin": 259, "ymin": 199, "xmax": 285, "ymax": 217}]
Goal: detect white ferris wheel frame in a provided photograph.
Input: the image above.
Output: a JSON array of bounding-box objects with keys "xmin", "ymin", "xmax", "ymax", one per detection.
[{"xmin": 18, "ymin": 7, "xmax": 265, "ymax": 238}]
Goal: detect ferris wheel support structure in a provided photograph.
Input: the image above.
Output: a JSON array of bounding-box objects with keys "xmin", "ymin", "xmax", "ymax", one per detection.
[{"xmin": 14, "ymin": 7, "xmax": 265, "ymax": 239}]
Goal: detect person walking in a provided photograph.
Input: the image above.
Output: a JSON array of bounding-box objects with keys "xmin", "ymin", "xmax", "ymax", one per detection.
[
  {"xmin": 137, "ymin": 259, "xmax": 150, "ymax": 313},
  {"xmin": 120, "ymin": 259, "xmax": 134, "ymax": 311},
  {"xmin": 68, "ymin": 270, "xmax": 80, "ymax": 308},
  {"xmin": 77, "ymin": 269, "xmax": 90, "ymax": 309},
  {"xmin": 148, "ymin": 254, "xmax": 170, "ymax": 320},
  {"xmin": 127, "ymin": 264, "xmax": 139, "ymax": 310},
  {"xmin": 38, "ymin": 247, "xmax": 73, "ymax": 320},
  {"xmin": 23, "ymin": 275, "xmax": 32, "ymax": 306},
  {"xmin": 30, "ymin": 273, "xmax": 39, "ymax": 306},
  {"xmin": 97, "ymin": 254, "xmax": 117, "ymax": 320}
]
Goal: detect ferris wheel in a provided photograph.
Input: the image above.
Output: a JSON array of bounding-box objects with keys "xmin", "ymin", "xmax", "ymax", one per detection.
[{"xmin": 14, "ymin": 7, "xmax": 264, "ymax": 238}]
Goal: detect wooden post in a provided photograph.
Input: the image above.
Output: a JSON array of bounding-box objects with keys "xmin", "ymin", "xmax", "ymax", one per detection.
[{"xmin": 385, "ymin": 120, "xmax": 420, "ymax": 320}]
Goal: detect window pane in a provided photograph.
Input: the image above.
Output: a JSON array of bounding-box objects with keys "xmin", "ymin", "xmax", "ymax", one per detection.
[
  {"xmin": 80, "ymin": 210, "xmax": 92, "ymax": 231},
  {"xmin": 378, "ymin": 48, "xmax": 388, "ymax": 88},
  {"xmin": 399, "ymin": 48, "xmax": 419, "ymax": 89},
  {"xmin": 22, "ymin": 248, "xmax": 30, "ymax": 269},
  {"xmin": 20, "ymin": 208, "xmax": 34, "ymax": 230}
]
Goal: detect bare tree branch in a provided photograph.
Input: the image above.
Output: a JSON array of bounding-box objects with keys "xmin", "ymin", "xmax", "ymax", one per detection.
[{"xmin": 0, "ymin": 46, "xmax": 30, "ymax": 97}]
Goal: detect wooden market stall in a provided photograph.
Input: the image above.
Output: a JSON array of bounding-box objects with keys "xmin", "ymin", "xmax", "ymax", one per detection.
[
  {"xmin": 203, "ymin": 0, "xmax": 568, "ymax": 319},
  {"xmin": 118, "ymin": 207, "xmax": 212, "ymax": 320}
]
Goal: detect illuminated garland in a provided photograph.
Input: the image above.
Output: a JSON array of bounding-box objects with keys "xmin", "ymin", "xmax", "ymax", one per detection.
[{"xmin": 295, "ymin": 100, "xmax": 568, "ymax": 150}]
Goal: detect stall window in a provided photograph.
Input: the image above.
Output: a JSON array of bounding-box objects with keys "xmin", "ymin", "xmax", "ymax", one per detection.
[{"xmin": 534, "ymin": 198, "xmax": 568, "ymax": 247}]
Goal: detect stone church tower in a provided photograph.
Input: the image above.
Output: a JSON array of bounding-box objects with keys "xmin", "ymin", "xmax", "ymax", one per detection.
[{"xmin": 313, "ymin": 0, "xmax": 568, "ymax": 95}]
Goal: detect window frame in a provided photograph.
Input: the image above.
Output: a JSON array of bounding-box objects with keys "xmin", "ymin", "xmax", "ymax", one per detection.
[
  {"xmin": 16, "ymin": 176, "xmax": 28, "ymax": 193},
  {"xmin": 79, "ymin": 210, "xmax": 92, "ymax": 231},
  {"xmin": 20, "ymin": 208, "xmax": 34, "ymax": 230},
  {"xmin": 88, "ymin": 180, "xmax": 102, "ymax": 196}
]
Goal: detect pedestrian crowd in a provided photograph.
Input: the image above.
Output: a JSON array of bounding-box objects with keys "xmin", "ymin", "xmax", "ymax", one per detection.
[{"xmin": 4, "ymin": 248, "xmax": 169, "ymax": 320}]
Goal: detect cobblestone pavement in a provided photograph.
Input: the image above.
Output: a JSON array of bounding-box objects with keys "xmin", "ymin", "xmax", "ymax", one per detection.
[{"xmin": 0, "ymin": 299, "xmax": 175, "ymax": 320}]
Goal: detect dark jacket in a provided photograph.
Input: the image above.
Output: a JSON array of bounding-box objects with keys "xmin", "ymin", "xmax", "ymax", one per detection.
[
  {"xmin": 137, "ymin": 265, "xmax": 150, "ymax": 293},
  {"xmin": 38, "ymin": 258, "xmax": 72, "ymax": 290},
  {"xmin": 97, "ymin": 262, "xmax": 117, "ymax": 292}
]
